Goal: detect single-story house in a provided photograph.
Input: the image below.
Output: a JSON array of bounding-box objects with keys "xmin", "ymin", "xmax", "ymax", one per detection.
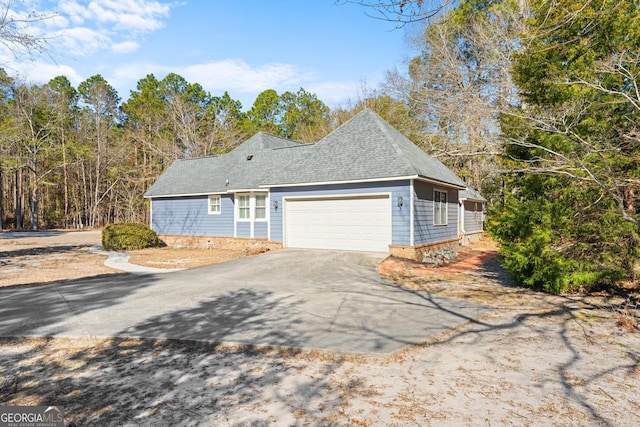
[{"xmin": 144, "ymin": 109, "xmax": 484, "ymax": 259}]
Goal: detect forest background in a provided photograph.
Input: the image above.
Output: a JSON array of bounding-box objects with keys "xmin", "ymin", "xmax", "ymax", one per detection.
[{"xmin": 0, "ymin": 0, "xmax": 638, "ymax": 294}]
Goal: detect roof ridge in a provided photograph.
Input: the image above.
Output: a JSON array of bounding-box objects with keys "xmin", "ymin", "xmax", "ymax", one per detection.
[
  {"xmin": 370, "ymin": 113, "xmax": 427, "ymax": 172},
  {"xmin": 315, "ymin": 108, "xmax": 373, "ymax": 146},
  {"xmin": 272, "ymin": 143, "xmax": 315, "ymax": 151},
  {"xmin": 175, "ymin": 154, "xmax": 220, "ymax": 161},
  {"xmin": 254, "ymin": 131, "xmax": 303, "ymax": 145},
  {"xmin": 368, "ymin": 110, "xmax": 406, "ymax": 156}
]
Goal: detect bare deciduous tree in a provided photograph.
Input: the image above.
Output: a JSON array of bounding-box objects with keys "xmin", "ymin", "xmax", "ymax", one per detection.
[
  {"xmin": 339, "ymin": 0, "xmax": 453, "ymax": 24},
  {"xmin": 385, "ymin": 0, "xmax": 526, "ymax": 191},
  {"xmin": 0, "ymin": 0, "xmax": 56, "ymax": 59}
]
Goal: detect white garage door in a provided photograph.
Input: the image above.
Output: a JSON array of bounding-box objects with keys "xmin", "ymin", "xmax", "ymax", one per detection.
[{"xmin": 284, "ymin": 195, "xmax": 391, "ymax": 252}]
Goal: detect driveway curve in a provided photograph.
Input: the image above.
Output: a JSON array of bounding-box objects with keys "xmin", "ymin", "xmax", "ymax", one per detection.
[{"xmin": 0, "ymin": 250, "xmax": 489, "ymax": 354}]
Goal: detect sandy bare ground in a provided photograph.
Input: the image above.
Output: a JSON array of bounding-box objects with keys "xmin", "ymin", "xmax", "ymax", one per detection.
[
  {"xmin": 0, "ymin": 231, "xmax": 253, "ymax": 288},
  {"xmin": 0, "ymin": 232, "xmax": 638, "ymax": 426}
]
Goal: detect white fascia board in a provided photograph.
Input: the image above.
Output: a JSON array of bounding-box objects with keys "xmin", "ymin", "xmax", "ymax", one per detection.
[
  {"xmin": 144, "ymin": 189, "xmax": 270, "ymax": 198},
  {"xmin": 416, "ymin": 176, "xmax": 467, "ymax": 190},
  {"xmin": 144, "ymin": 191, "xmax": 227, "ymax": 199},
  {"xmin": 460, "ymin": 197, "xmax": 487, "ymax": 202},
  {"xmin": 260, "ymin": 175, "xmax": 466, "ymax": 190},
  {"xmin": 228, "ymin": 189, "xmax": 268, "ymax": 193}
]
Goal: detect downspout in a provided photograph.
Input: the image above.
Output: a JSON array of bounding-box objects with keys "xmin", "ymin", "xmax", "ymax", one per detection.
[
  {"xmin": 233, "ymin": 193, "xmax": 237, "ymax": 238},
  {"xmin": 410, "ymin": 179, "xmax": 415, "ymax": 246},
  {"xmin": 267, "ymin": 193, "xmax": 271, "ymax": 241}
]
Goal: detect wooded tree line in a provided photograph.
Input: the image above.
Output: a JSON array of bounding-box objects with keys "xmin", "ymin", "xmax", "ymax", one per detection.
[
  {"xmin": 392, "ymin": 0, "xmax": 638, "ymax": 292},
  {"xmin": 0, "ymin": 72, "xmax": 332, "ymax": 231},
  {"xmin": 368, "ymin": 0, "xmax": 639, "ymax": 292},
  {"xmin": 388, "ymin": 0, "xmax": 640, "ymax": 292},
  {"xmin": 1, "ymin": 0, "xmax": 638, "ymax": 292}
]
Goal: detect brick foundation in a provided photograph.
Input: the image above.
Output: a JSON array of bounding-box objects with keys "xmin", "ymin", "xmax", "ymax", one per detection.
[
  {"xmin": 389, "ymin": 238, "xmax": 461, "ymax": 261},
  {"xmin": 159, "ymin": 235, "xmax": 283, "ymax": 252}
]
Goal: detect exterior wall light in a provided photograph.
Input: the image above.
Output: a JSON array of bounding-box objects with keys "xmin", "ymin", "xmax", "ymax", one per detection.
[
  {"xmin": 397, "ymin": 196, "xmax": 404, "ymax": 208},
  {"xmin": 272, "ymin": 200, "xmax": 279, "ymax": 210}
]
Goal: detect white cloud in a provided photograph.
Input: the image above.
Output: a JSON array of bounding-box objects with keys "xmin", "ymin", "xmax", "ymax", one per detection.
[
  {"xmin": 55, "ymin": 26, "xmax": 111, "ymax": 56},
  {"xmin": 58, "ymin": 0, "xmax": 89, "ymax": 25},
  {"xmin": 47, "ymin": 0, "xmax": 174, "ymax": 57},
  {"xmin": 96, "ymin": 59, "xmax": 318, "ymax": 107},
  {"xmin": 181, "ymin": 59, "xmax": 310, "ymax": 93},
  {"xmin": 4, "ymin": 59, "xmax": 84, "ymax": 87},
  {"xmin": 305, "ymin": 81, "xmax": 364, "ymax": 107},
  {"xmin": 95, "ymin": 59, "xmax": 367, "ymax": 110},
  {"xmin": 0, "ymin": 54, "xmax": 362, "ymax": 111},
  {"xmin": 70, "ymin": 0, "xmax": 171, "ymax": 33},
  {"xmin": 42, "ymin": 13, "xmax": 70, "ymax": 30},
  {"xmin": 111, "ymin": 41, "xmax": 140, "ymax": 54}
]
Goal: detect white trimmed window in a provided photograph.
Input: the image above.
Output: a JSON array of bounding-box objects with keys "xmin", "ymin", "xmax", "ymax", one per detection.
[
  {"xmin": 208, "ymin": 195, "xmax": 221, "ymax": 214},
  {"xmin": 255, "ymin": 194, "xmax": 266, "ymax": 220},
  {"xmin": 434, "ymin": 190, "xmax": 448, "ymax": 226},
  {"xmin": 237, "ymin": 193, "xmax": 268, "ymax": 221},
  {"xmin": 238, "ymin": 195, "xmax": 251, "ymax": 219}
]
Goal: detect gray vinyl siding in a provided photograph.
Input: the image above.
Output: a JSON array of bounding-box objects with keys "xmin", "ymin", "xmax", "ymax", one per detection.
[
  {"xmin": 464, "ymin": 200, "xmax": 484, "ymax": 233},
  {"xmin": 413, "ymin": 181, "xmax": 459, "ymax": 245},
  {"xmin": 151, "ymin": 195, "xmax": 234, "ymax": 236},
  {"xmin": 269, "ymin": 180, "xmax": 411, "ymax": 245}
]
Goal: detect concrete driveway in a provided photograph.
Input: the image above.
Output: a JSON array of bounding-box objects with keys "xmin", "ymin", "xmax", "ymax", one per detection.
[{"xmin": 0, "ymin": 249, "xmax": 489, "ymax": 354}]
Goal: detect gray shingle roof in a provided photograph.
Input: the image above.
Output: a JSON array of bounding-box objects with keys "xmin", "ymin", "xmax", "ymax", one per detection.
[
  {"xmin": 460, "ymin": 186, "xmax": 486, "ymax": 202},
  {"xmin": 264, "ymin": 109, "xmax": 467, "ymax": 187},
  {"xmin": 144, "ymin": 109, "xmax": 467, "ymax": 197},
  {"xmin": 143, "ymin": 133, "xmax": 309, "ymax": 197}
]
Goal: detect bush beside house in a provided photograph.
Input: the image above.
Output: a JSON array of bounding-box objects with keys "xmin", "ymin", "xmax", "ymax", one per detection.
[{"xmin": 102, "ymin": 223, "xmax": 161, "ymax": 251}]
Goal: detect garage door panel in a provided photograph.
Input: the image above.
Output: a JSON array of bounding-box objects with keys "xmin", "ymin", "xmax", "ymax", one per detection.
[{"xmin": 284, "ymin": 196, "xmax": 391, "ymax": 252}]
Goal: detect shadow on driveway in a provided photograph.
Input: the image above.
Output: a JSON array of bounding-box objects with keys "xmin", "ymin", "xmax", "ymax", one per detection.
[
  {"xmin": 0, "ymin": 273, "xmax": 158, "ymax": 338},
  {"xmin": 0, "ymin": 250, "xmax": 490, "ymax": 354}
]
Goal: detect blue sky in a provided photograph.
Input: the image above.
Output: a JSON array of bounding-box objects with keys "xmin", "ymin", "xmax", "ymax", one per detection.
[{"xmin": 3, "ymin": 1, "xmax": 416, "ymax": 110}]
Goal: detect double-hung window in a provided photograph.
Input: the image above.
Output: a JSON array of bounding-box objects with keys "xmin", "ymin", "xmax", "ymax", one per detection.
[
  {"xmin": 434, "ymin": 190, "xmax": 448, "ymax": 226},
  {"xmin": 255, "ymin": 194, "xmax": 266, "ymax": 220},
  {"xmin": 208, "ymin": 195, "xmax": 221, "ymax": 214},
  {"xmin": 237, "ymin": 193, "xmax": 267, "ymax": 220},
  {"xmin": 238, "ymin": 195, "xmax": 251, "ymax": 219}
]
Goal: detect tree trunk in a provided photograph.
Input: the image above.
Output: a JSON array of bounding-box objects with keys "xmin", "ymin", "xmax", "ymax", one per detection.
[
  {"xmin": 81, "ymin": 159, "xmax": 89, "ymax": 229},
  {"xmin": 14, "ymin": 169, "xmax": 22, "ymax": 229},
  {"xmin": 0, "ymin": 164, "xmax": 3, "ymax": 230},
  {"xmin": 62, "ymin": 132, "xmax": 69, "ymax": 229},
  {"xmin": 31, "ymin": 184, "xmax": 38, "ymax": 230}
]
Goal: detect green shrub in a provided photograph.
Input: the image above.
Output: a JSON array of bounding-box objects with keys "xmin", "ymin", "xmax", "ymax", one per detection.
[
  {"xmin": 487, "ymin": 197, "xmax": 632, "ymax": 294},
  {"xmin": 102, "ymin": 223, "xmax": 160, "ymax": 251}
]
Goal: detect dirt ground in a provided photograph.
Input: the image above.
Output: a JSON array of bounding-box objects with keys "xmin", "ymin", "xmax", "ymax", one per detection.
[
  {"xmin": 0, "ymin": 231, "xmax": 252, "ymax": 288},
  {"xmin": 0, "ymin": 231, "xmax": 638, "ymax": 426}
]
